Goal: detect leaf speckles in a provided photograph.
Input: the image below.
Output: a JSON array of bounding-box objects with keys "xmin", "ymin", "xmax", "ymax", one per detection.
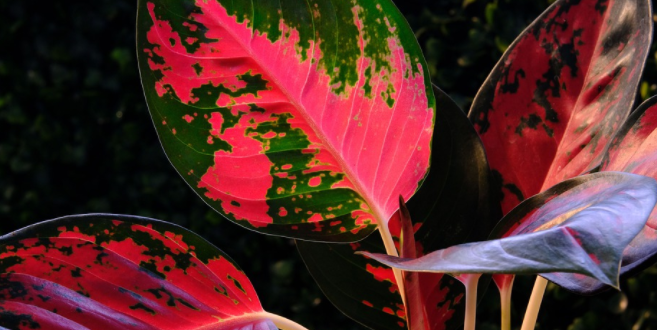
[
  {"xmin": 138, "ymin": 0, "xmax": 434, "ymax": 241},
  {"xmin": 0, "ymin": 215, "xmax": 273, "ymax": 329}
]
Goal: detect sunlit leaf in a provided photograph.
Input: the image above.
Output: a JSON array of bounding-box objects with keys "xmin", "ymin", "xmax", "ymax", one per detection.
[
  {"xmin": 0, "ymin": 214, "xmax": 283, "ymax": 330},
  {"xmin": 137, "ymin": 0, "xmax": 435, "ymax": 242},
  {"xmin": 363, "ymin": 172, "xmax": 657, "ymax": 289},
  {"xmin": 297, "ymin": 86, "xmax": 491, "ymax": 330},
  {"xmin": 469, "ymin": 0, "xmax": 653, "ymax": 215}
]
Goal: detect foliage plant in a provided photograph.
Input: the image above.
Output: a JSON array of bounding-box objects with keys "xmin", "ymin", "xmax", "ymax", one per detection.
[{"xmin": 3, "ymin": 0, "xmax": 657, "ymax": 330}]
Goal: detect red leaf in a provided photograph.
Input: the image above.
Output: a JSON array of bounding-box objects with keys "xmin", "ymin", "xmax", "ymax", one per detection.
[
  {"xmin": 0, "ymin": 214, "xmax": 284, "ymax": 330},
  {"xmin": 469, "ymin": 0, "xmax": 652, "ymax": 216}
]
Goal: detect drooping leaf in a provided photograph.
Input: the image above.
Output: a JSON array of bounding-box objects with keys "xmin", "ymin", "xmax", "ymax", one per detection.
[
  {"xmin": 547, "ymin": 96, "xmax": 657, "ymax": 294},
  {"xmin": 469, "ymin": 0, "xmax": 653, "ymax": 215},
  {"xmin": 297, "ymin": 86, "xmax": 491, "ymax": 330},
  {"xmin": 137, "ymin": 0, "xmax": 435, "ymax": 242},
  {"xmin": 363, "ymin": 172, "xmax": 657, "ymax": 289},
  {"xmin": 0, "ymin": 214, "xmax": 283, "ymax": 330}
]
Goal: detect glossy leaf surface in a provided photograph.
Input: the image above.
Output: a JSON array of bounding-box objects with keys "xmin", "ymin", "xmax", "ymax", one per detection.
[
  {"xmin": 137, "ymin": 0, "xmax": 435, "ymax": 242},
  {"xmin": 297, "ymin": 86, "xmax": 491, "ymax": 330},
  {"xmin": 363, "ymin": 172, "xmax": 657, "ymax": 289},
  {"xmin": 469, "ymin": 0, "xmax": 652, "ymax": 215},
  {"xmin": 549, "ymin": 96, "xmax": 657, "ymax": 293},
  {"xmin": 0, "ymin": 214, "xmax": 277, "ymax": 330}
]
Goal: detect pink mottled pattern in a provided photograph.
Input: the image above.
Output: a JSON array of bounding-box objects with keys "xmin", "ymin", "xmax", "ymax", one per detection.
[{"xmin": 144, "ymin": 1, "xmax": 432, "ymax": 227}]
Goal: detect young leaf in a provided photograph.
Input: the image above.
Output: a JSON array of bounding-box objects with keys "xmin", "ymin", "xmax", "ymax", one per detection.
[
  {"xmin": 547, "ymin": 96, "xmax": 657, "ymax": 294},
  {"xmin": 398, "ymin": 197, "xmax": 426, "ymax": 330},
  {"xmin": 136, "ymin": 0, "xmax": 435, "ymax": 242},
  {"xmin": 0, "ymin": 214, "xmax": 295, "ymax": 330},
  {"xmin": 469, "ymin": 0, "xmax": 653, "ymax": 215},
  {"xmin": 297, "ymin": 86, "xmax": 491, "ymax": 330},
  {"xmin": 362, "ymin": 172, "xmax": 657, "ymax": 289}
]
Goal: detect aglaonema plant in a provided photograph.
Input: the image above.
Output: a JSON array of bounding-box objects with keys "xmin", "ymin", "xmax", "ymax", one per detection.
[
  {"xmin": 4, "ymin": 0, "xmax": 657, "ymax": 329},
  {"xmin": 0, "ymin": 214, "xmax": 303, "ymax": 330}
]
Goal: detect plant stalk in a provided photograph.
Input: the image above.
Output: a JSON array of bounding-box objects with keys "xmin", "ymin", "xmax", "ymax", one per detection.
[
  {"xmin": 197, "ymin": 312, "xmax": 308, "ymax": 330},
  {"xmin": 462, "ymin": 274, "xmax": 482, "ymax": 330},
  {"xmin": 499, "ymin": 277, "xmax": 514, "ymax": 330},
  {"xmin": 378, "ymin": 225, "xmax": 407, "ymax": 306},
  {"xmin": 267, "ymin": 312, "xmax": 310, "ymax": 330},
  {"xmin": 520, "ymin": 276, "xmax": 548, "ymax": 330}
]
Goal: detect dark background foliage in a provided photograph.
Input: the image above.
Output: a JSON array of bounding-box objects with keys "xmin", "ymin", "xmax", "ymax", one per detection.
[{"xmin": 2, "ymin": 0, "xmax": 657, "ymax": 329}]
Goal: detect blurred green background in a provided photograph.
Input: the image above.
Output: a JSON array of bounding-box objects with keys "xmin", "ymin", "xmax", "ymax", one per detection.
[{"xmin": 2, "ymin": 0, "xmax": 657, "ymax": 329}]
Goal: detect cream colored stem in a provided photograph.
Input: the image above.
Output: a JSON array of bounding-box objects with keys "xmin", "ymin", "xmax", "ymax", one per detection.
[
  {"xmin": 268, "ymin": 312, "xmax": 310, "ymax": 330},
  {"xmin": 499, "ymin": 278, "xmax": 514, "ymax": 330},
  {"xmin": 463, "ymin": 274, "xmax": 482, "ymax": 330},
  {"xmin": 378, "ymin": 225, "xmax": 406, "ymax": 306},
  {"xmin": 520, "ymin": 277, "xmax": 549, "ymax": 330},
  {"xmin": 197, "ymin": 312, "xmax": 308, "ymax": 330}
]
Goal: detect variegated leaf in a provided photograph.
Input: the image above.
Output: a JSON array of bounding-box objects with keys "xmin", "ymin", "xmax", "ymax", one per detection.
[
  {"xmin": 469, "ymin": 0, "xmax": 652, "ymax": 215},
  {"xmin": 0, "ymin": 214, "xmax": 286, "ymax": 330},
  {"xmin": 137, "ymin": 0, "xmax": 435, "ymax": 242},
  {"xmin": 297, "ymin": 86, "xmax": 491, "ymax": 330}
]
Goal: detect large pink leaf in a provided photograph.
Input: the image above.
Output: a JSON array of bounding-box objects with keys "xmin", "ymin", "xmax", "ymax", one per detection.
[
  {"xmin": 137, "ymin": 0, "xmax": 435, "ymax": 241},
  {"xmin": 469, "ymin": 0, "xmax": 652, "ymax": 215},
  {"xmin": 297, "ymin": 86, "xmax": 492, "ymax": 330},
  {"xmin": 0, "ymin": 214, "xmax": 288, "ymax": 330}
]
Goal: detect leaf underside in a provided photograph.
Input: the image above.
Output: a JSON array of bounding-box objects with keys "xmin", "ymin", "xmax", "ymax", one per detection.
[
  {"xmin": 364, "ymin": 172, "xmax": 657, "ymax": 289},
  {"xmin": 469, "ymin": 0, "xmax": 652, "ymax": 216},
  {"xmin": 0, "ymin": 214, "xmax": 275, "ymax": 330},
  {"xmin": 137, "ymin": 0, "xmax": 435, "ymax": 242},
  {"xmin": 549, "ymin": 96, "xmax": 657, "ymax": 294}
]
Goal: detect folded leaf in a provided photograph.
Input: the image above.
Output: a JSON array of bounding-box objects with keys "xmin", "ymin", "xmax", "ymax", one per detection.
[
  {"xmin": 469, "ymin": 0, "xmax": 652, "ymax": 215},
  {"xmin": 362, "ymin": 172, "xmax": 657, "ymax": 289},
  {"xmin": 0, "ymin": 214, "xmax": 283, "ymax": 330},
  {"xmin": 547, "ymin": 96, "xmax": 657, "ymax": 294},
  {"xmin": 297, "ymin": 86, "xmax": 491, "ymax": 330},
  {"xmin": 137, "ymin": 0, "xmax": 435, "ymax": 242}
]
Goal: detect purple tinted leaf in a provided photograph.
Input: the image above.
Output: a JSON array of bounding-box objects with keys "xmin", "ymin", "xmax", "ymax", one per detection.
[
  {"xmin": 549, "ymin": 96, "xmax": 657, "ymax": 293},
  {"xmin": 362, "ymin": 173, "xmax": 657, "ymax": 288}
]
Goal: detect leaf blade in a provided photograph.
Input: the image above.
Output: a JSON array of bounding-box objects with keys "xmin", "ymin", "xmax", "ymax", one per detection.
[
  {"xmin": 549, "ymin": 96, "xmax": 657, "ymax": 293},
  {"xmin": 137, "ymin": 0, "xmax": 435, "ymax": 241},
  {"xmin": 297, "ymin": 86, "xmax": 491, "ymax": 330},
  {"xmin": 0, "ymin": 214, "xmax": 279, "ymax": 330},
  {"xmin": 363, "ymin": 172, "xmax": 657, "ymax": 288},
  {"xmin": 469, "ymin": 0, "xmax": 653, "ymax": 215}
]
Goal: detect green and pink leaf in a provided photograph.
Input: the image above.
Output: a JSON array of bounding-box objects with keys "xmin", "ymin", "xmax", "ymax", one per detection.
[
  {"xmin": 137, "ymin": 0, "xmax": 435, "ymax": 241},
  {"xmin": 297, "ymin": 86, "xmax": 491, "ymax": 330},
  {"xmin": 0, "ymin": 214, "xmax": 280, "ymax": 330}
]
